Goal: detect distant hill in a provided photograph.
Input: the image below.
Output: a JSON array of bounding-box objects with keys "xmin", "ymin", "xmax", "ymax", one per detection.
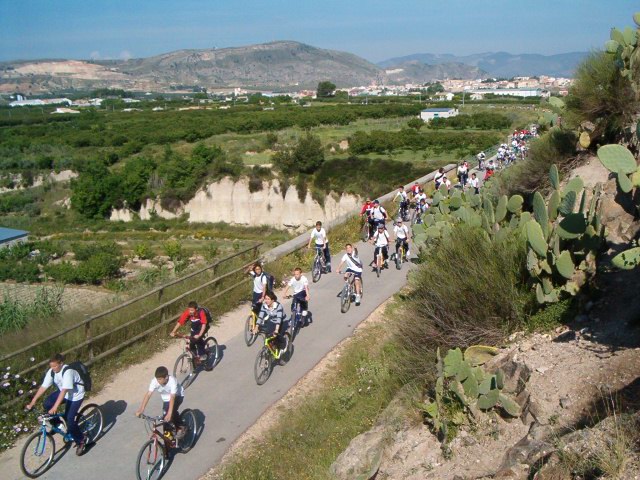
[
  {"xmin": 0, "ymin": 41, "xmax": 383, "ymax": 93},
  {"xmin": 383, "ymin": 61, "xmax": 487, "ymax": 83},
  {"xmin": 378, "ymin": 51, "xmax": 588, "ymax": 78}
]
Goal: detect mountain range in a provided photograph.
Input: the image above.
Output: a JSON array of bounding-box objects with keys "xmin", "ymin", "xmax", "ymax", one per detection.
[
  {"xmin": 0, "ymin": 41, "xmax": 586, "ymax": 94},
  {"xmin": 378, "ymin": 51, "xmax": 587, "ymax": 78}
]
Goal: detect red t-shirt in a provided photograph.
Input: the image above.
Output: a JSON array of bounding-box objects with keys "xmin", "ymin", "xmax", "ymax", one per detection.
[{"xmin": 178, "ymin": 309, "xmax": 207, "ymax": 327}]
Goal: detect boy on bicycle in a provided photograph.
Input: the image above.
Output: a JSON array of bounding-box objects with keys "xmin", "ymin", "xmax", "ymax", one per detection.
[
  {"xmin": 393, "ymin": 218, "xmax": 411, "ymax": 261},
  {"xmin": 257, "ymin": 292, "xmax": 287, "ymax": 358},
  {"xmin": 336, "ymin": 243, "xmax": 363, "ymax": 305},
  {"xmin": 26, "ymin": 353, "xmax": 88, "ymax": 455},
  {"xmin": 170, "ymin": 301, "xmax": 209, "ymax": 368},
  {"xmin": 282, "ymin": 267, "xmax": 310, "ymax": 326},
  {"xmin": 247, "ymin": 263, "xmax": 268, "ymax": 320},
  {"xmin": 393, "ymin": 186, "xmax": 409, "ymax": 220},
  {"xmin": 370, "ymin": 224, "xmax": 390, "ymax": 269},
  {"xmin": 135, "ymin": 366, "xmax": 185, "ymax": 440},
  {"xmin": 307, "ymin": 221, "xmax": 331, "ymax": 272}
]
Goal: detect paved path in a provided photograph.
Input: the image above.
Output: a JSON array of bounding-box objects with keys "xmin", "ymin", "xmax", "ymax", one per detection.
[{"xmin": 0, "ymin": 229, "xmax": 414, "ymax": 480}]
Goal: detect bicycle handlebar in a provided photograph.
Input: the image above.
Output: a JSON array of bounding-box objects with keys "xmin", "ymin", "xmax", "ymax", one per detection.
[
  {"xmin": 138, "ymin": 413, "xmax": 164, "ymax": 422},
  {"xmin": 172, "ymin": 333, "xmax": 195, "ymax": 340}
]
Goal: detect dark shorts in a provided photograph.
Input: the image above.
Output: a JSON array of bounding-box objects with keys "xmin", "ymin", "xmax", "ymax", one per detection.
[
  {"xmin": 292, "ymin": 291, "xmax": 308, "ymax": 312},
  {"xmin": 345, "ymin": 268, "xmax": 362, "ymax": 279}
]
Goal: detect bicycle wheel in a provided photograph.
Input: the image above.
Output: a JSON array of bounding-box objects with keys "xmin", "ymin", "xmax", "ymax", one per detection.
[
  {"xmin": 178, "ymin": 409, "xmax": 197, "ymax": 453},
  {"xmin": 278, "ymin": 333, "xmax": 292, "ymax": 366},
  {"xmin": 311, "ymin": 257, "xmax": 322, "ymax": 283},
  {"xmin": 173, "ymin": 354, "xmax": 194, "ymax": 389},
  {"xmin": 245, "ymin": 314, "xmax": 258, "ymax": 347},
  {"xmin": 77, "ymin": 403, "xmax": 103, "ymax": 443},
  {"xmin": 360, "ymin": 221, "xmax": 369, "ymax": 242},
  {"xmin": 20, "ymin": 431, "xmax": 55, "ymax": 479},
  {"xmin": 204, "ymin": 336, "xmax": 219, "ymax": 370},
  {"xmin": 376, "ymin": 257, "xmax": 381, "ymax": 278},
  {"xmin": 340, "ymin": 284, "xmax": 351, "ymax": 313},
  {"xmin": 396, "ymin": 248, "xmax": 403, "ymax": 270},
  {"xmin": 254, "ymin": 346, "xmax": 273, "ymax": 385},
  {"xmin": 135, "ymin": 439, "xmax": 165, "ymax": 480}
]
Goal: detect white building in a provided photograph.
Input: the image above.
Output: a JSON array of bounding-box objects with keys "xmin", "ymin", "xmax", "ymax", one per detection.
[
  {"xmin": 420, "ymin": 108, "xmax": 459, "ymax": 122},
  {"xmin": 0, "ymin": 227, "xmax": 28, "ymax": 249},
  {"xmin": 466, "ymin": 88, "xmax": 544, "ymax": 98}
]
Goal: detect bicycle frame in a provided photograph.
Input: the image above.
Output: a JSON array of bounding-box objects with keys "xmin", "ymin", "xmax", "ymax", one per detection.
[{"xmin": 139, "ymin": 415, "xmax": 174, "ymax": 450}]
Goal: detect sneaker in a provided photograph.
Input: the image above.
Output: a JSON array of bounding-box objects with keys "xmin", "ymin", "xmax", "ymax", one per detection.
[
  {"xmin": 355, "ymin": 294, "xmax": 361, "ymax": 305},
  {"xmin": 75, "ymin": 435, "xmax": 88, "ymax": 456}
]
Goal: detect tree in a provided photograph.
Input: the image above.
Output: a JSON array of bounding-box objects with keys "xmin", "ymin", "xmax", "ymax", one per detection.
[
  {"xmin": 272, "ymin": 133, "xmax": 325, "ymax": 175},
  {"xmin": 70, "ymin": 160, "xmax": 121, "ymax": 218},
  {"xmin": 426, "ymin": 82, "xmax": 444, "ymax": 95},
  {"xmin": 407, "ymin": 118, "xmax": 424, "ymax": 130},
  {"xmin": 316, "ymin": 81, "xmax": 336, "ymax": 98}
]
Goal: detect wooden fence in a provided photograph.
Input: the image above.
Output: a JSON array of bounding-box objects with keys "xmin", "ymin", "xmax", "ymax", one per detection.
[{"xmin": 0, "ymin": 243, "xmax": 262, "ymax": 381}]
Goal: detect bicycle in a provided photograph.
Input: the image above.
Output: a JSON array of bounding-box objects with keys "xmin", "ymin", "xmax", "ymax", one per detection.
[
  {"xmin": 374, "ymin": 246, "xmax": 387, "ymax": 278},
  {"xmin": 20, "ymin": 404, "xmax": 104, "ymax": 478},
  {"xmin": 245, "ymin": 306, "xmax": 259, "ymax": 347},
  {"xmin": 410, "ymin": 204, "xmax": 423, "ymax": 225},
  {"xmin": 360, "ymin": 218, "xmax": 371, "ymax": 242},
  {"xmin": 284, "ymin": 295, "xmax": 304, "ymax": 341},
  {"xmin": 135, "ymin": 410, "xmax": 197, "ymax": 480},
  {"xmin": 398, "ymin": 201, "xmax": 410, "ymax": 222},
  {"xmin": 339, "ymin": 272, "xmax": 363, "ymax": 313},
  {"xmin": 311, "ymin": 245, "xmax": 327, "ymax": 283},
  {"xmin": 172, "ymin": 333, "xmax": 219, "ymax": 389},
  {"xmin": 393, "ymin": 240, "xmax": 408, "ymax": 270},
  {"xmin": 254, "ymin": 330, "xmax": 292, "ymax": 385}
]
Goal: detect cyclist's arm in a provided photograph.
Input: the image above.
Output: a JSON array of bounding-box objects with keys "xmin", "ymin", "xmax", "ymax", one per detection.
[
  {"xmin": 282, "ymin": 284, "xmax": 290, "ymax": 297},
  {"xmin": 171, "ymin": 310, "xmax": 189, "ymax": 337},
  {"xmin": 304, "ymin": 283, "xmax": 310, "ymax": 301},
  {"xmin": 49, "ymin": 388, "xmax": 69, "ymax": 414},
  {"xmin": 336, "ymin": 259, "xmax": 345, "ymax": 273},
  {"xmin": 136, "ymin": 391, "xmax": 153, "ymax": 417},
  {"xmin": 26, "ymin": 385, "xmax": 48, "ymax": 409}
]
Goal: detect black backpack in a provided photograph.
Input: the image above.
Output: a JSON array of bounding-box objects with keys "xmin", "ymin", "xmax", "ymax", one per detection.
[
  {"xmin": 199, "ymin": 306, "xmax": 213, "ymax": 326},
  {"xmin": 51, "ymin": 361, "xmax": 92, "ymax": 392},
  {"xmin": 261, "ymin": 272, "xmax": 276, "ymax": 293}
]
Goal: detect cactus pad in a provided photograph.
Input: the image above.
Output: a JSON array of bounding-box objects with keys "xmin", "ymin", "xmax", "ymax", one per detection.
[
  {"xmin": 526, "ymin": 220, "xmax": 548, "ymax": 257},
  {"xmin": 556, "ymin": 250, "xmax": 575, "ymax": 279},
  {"xmin": 559, "ymin": 190, "xmax": 577, "ymax": 216},
  {"xmin": 612, "ymin": 247, "xmax": 640, "ymax": 270},
  {"xmin": 549, "ymin": 164, "xmax": 560, "ymax": 190},
  {"xmin": 579, "ymin": 132, "xmax": 591, "ymax": 149},
  {"xmin": 558, "ymin": 213, "xmax": 587, "ymax": 239},
  {"xmin": 597, "ymin": 145, "xmax": 637, "ymax": 174},
  {"xmin": 507, "ymin": 195, "xmax": 524, "ymax": 214}
]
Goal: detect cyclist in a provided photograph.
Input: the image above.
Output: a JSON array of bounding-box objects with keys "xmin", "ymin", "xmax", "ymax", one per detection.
[
  {"xmin": 469, "ymin": 172, "xmax": 480, "ymax": 194},
  {"xmin": 247, "ymin": 263, "xmax": 268, "ymax": 326},
  {"xmin": 394, "ymin": 185, "xmax": 409, "ymax": 220},
  {"xmin": 26, "ymin": 353, "xmax": 88, "ymax": 455},
  {"xmin": 257, "ymin": 291, "xmax": 287, "ymax": 358},
  {"xmin": 282, "ymin": 267, "xmax": 310, "ymax": 326},
  {"xmin": 360, "ymin": 198, "xmax": 375, "ymax": 239},
  {"xmin": 135, "ymin": 366, "xmax": 185, "ymax": 440},
  {"xmin": 457, "ymin": 161, "xmax": 469, "ymax": 187},
  {"xmin": 370, "ymin": 199, "xmax": 387, "ymax": 229},
  {"xmin": 170, "ymin": 301, "xmax": 209, "ymax": 366},
  {"xmin": 336, "ymin": 243, "xmax": 363, "ymax": 305},
  {"xmin": 307, "ymin": 220, "xmax": 331, "ymax": 273},
  {"xmin": 393, "ymin": 218, "xmax": 411, "ymax": 261},
  {"xmin": 477, "ymin": 151, "xmax": 486, "ymax": 170},
  {"xmin": 370, "ymin": 224, "xmax": 390, "ymax": 269},
  {"xmin": 484, "ymin": 159, "xmax": 496, "ymax": 181},
  {"xmin": 434, "ymin": 167, "xmax": 446, "ymax": 189},
  {"xmin": 410, "ymin": 182, "xmax": 421, "ymax": 198}
]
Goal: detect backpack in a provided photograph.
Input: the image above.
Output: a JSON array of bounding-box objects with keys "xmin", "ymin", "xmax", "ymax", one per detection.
[
  {"xmin": 199, "ymin": 306, "xmax": 213, "ymax": 326},
  {"xmin": 52, "ymin": 361, "xmax": 92, "ymax": 392},
  {"xmin": 261, "ymin": 272, "xmax": 276, "ymax": 294}
]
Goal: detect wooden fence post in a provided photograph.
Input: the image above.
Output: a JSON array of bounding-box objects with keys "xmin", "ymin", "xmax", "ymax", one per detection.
[{"xmin": 85, "ymin": 315, "xmax": 93, "ymax": 361}]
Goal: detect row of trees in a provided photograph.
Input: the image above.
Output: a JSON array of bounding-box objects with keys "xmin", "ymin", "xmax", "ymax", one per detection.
[
  {"xmin": 349, "ymin": 129, "xmax": 501, "ymax": 156},
  {"xmin": 428, "ymin": 112, "xmax": 512, "ymax": 130}
]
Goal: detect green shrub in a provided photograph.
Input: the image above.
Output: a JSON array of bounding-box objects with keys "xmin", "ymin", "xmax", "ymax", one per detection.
[
  {"xmin": 163, "ymin": 240, "xmax": 184, "ymax": 261},
  {"xmin": 73, "ymin": 242, "xmax": 122, "ymax": 261},
  {"xmin": 394, "ymin": 225, "xmax": 532, "ymax": 384},
  {"xmin": 44, "ymin": 262, "xmax": 82, "ymax": 283},
  {"xmin": 134, "ymin": 242, "xmax": 154, "ymax": 260},
  {"xmin": 78, "ymin": 252, "xmax": 123, "ymax": 284},
  {"xmin": 526, "ymin": 298, "xmax": 577, "ymax": 333}
]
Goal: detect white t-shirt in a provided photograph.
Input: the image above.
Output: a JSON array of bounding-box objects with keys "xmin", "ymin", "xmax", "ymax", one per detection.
[
  {"xmin": 469, "ymin": 177, "xmax": 479, "ymax": 188},
  {"xmin": 287, "ymin": 275, "xmax": 309, "ymax": 295},
  {"xmin": 415, "ymin": 192, "xmax": 427, "ymax": 204},
  {"xmin": 250, "ymin": 271, "xmax": 267, "ymax": 294},
  {"xmin": 371, "ymin": 206, "xmax": 386, "ymax": 221},
  {"xmin": 394, "ymin": 224, "xmax": 409, "ymax": 239},
  {"xmin": 373, "ymin": 230, "xmax": 390, "ymax": 247},
  {"xmin": 341, "ymin": 253, "xmax": 363, "ymax": 273},
  {"xmin": 457, "ymin": 165, "xmax": 468, "ymax": 175},
  {"xmin": 149, "ymin": 375, "xmax": 184, "ymax": 402},
  {"xmin": 395, "ymin": 190, "xmax": 408, "ymax": 202},
  {"xmin": 41, "ymin": 365, "xmax": 85, "ymax": 402},
  {"xmin": 310, "ymin": 228, "xmax": 327, "ymax": 246},
  {"xmin": 434, "ymin": 172, "xmax": 445, "ymax": 184}
]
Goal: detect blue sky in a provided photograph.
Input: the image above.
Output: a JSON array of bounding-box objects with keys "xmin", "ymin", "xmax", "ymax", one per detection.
[{"xmin": 0, "ymin": 0, "xmax": 637, "ymax": 62}]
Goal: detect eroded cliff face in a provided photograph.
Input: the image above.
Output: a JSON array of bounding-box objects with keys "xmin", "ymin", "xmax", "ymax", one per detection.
[{"xmin": 110, "ymin": 178, "xmax": 360, "ymax": 230}]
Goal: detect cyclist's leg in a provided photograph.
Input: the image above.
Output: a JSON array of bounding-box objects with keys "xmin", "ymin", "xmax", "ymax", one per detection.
[
  {"xmin": 373, "ymin": 246, "xmax": 380, "ymax": 266},
  {"xmin": 64, "ymin": 398, "xmax": 84, "ymax": 444},
  {"xmin": 252, "ymin": 292, "xmax": 263, "ymax": 316},
  {"xmin": 323, "ymin": 244, "xmax": 331, "ymax": 271},
  {"xmin": 162, "ymin": 395, "xmax": 184, "ymax": 432},
  {"xmin": 43, "ymin": 391, "xmax": 63, "ymax": 427},
  {"xmin": 382, "ymin": 246, "xmax": 389, "ymax": 264},
  {"xmin": 194, "ymin": 326, "xmax": 207, "ymax": 357}
]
